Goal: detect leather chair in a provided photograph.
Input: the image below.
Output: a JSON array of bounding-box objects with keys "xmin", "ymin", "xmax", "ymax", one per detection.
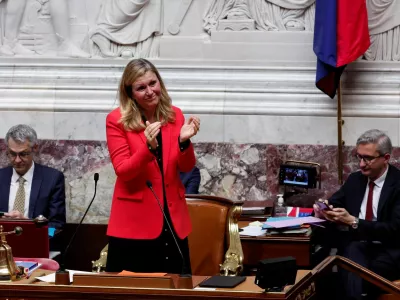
[
  {"xmin": 92, "ymin": 195, "xmax": 244, "ymax": 276},
  {"xmin": 185, "ymin": 194, "xmax": 244, "ymax": 276}
]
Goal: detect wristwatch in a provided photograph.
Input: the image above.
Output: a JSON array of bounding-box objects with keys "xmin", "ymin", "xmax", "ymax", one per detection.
[{"xmin": 351, "ymin": 217, "xmax": 359, "ymax": 229}]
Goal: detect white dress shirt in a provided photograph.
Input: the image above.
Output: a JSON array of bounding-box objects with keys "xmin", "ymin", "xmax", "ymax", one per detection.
[
  {"xmin": 359, "ymin": 166, "xmax": 388, "ymax": 221},
  {"xmin": 8, "ymin": 162, "xmax": 35, "ymax": 218}
]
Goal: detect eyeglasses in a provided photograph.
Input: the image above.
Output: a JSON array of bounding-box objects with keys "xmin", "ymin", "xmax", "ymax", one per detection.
[
  {"xmin": 355, "ymin": 153, "xmax": 384, "ymax": 164},
  {"xmin": 7, "ymin": 150, "xmax": 32, "ymax": 160}
]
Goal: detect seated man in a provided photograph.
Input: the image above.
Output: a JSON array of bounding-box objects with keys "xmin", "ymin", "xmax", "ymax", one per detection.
[
  {"xmin": 0, "ymin": 124, "xmax": 66, "ymax": 229},
  {"xmin": 180, "ymin": 166, "xmax": 200, "ymax": 194},
  {"xmin": 314, "ymin": 129, "xmax": 400, "ymax": 300}
]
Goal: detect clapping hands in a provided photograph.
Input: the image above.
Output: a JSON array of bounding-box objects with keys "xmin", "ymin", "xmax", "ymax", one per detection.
[
  {"xmin": 145, "ymin": 121, "xmax": 161, "ymax": 149},
  {"xmin": 179, "ymin": 116, "xmax": 200, "ymax": 143}
]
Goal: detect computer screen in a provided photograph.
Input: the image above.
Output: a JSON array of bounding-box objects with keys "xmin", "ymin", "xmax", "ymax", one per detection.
[
  {"xmin": 283, "ymin": 168, "xmax": 309, "ymax": 186},
  {"xmin": 279, "ymin": 164, "xmax": 317, "ymax": 189}
]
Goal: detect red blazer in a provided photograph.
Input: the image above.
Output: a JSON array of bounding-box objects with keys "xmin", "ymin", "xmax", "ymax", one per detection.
[{"xmin": 106, "ymin": 106, "xmax": 195, "ymax": 240}]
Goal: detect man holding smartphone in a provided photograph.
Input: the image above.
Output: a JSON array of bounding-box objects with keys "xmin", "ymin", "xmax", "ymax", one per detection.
[
  {"xmin": 313, "ymin": 129, "xmax": 400, "ymax": 300},
  {"xmin": 0, "ymin": 124, "xmax": 66, "ymax": 229}
]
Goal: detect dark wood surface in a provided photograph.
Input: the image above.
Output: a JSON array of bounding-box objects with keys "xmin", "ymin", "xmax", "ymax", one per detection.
[
  {"xmin": 51, "ymin": 223, "xmax": 109, "ymax": 271},
  {"xmin": 0, "ymin": 270, "xmax": 318, "ymax": 300},
  {"xmin": 53, "ymin": 221, "xmax": 315, "ymax": 273},
  {"xmin": 238, "ymin": 221, "xmax": 313, "ymax": 273}
]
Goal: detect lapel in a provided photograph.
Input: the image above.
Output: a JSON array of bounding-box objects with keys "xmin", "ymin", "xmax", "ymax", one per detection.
[
  {"xmin": 351, "ymin": 173, "xmax": 368, "ymax": 217},
  {"xmin": 138, "ymin": 130, "xmax": 148, "ymax": 148},
  {"xmin": 0, "ymin": 167, "xmax": 13, "ymax": 212},
  {"xmin": 29, "ymin": 164, "xmax": 43, "ymax": 219},
  {"xmin": 161, "ymin": 123, "xmax": 171, "ymax": 176},
  {"xmin": 377, "ymin": 165, "xmax": 396, "ymax": 219}
]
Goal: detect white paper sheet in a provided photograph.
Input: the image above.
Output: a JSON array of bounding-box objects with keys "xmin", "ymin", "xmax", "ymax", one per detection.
[
  {"xmin": 239, "ymin": 226, "xmax": 267, "ymax": 237},
  {"xmin": 36, "ymin": 270, "xmax": 93, "ymax": 283}
]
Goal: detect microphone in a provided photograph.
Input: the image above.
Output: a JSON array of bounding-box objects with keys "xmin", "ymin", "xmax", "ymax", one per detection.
[
  {"xmin": 56, "ymin": 173, "xmax": 99, "ymax": 284},
  {"xmin": 146, "ymin": 180, "xmax": 191, "ymax": 277}
]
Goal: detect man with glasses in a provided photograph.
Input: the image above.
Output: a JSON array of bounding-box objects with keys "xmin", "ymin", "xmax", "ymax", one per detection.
[
  {"xmin": 314, "ymin": 129, "xmax": 400, "ymax": 300},
  {"xmin": 0, "ymin": 124, "xmax": 65, "ymax": 229}
]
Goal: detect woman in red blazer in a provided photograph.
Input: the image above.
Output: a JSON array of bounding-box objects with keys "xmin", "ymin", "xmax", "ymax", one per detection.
[{"xmin": 106, "ymin": 59, "xmax": 200, "ymax": 273}]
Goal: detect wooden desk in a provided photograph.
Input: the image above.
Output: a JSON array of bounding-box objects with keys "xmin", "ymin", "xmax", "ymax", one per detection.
[
  {"xmin": 239, "ymin": 221, "xmax": 313, "ymax": 272},
  {"xmin": 0, "ymin": 270, "xmax": 317, "ymax": 300}
]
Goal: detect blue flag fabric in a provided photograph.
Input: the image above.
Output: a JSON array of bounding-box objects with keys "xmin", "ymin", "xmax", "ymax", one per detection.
[{"xmin": 313, "ymin": 0, "xmax": 370, "ymax": 98}]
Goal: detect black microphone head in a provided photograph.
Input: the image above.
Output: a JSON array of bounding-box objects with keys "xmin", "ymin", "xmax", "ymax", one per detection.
[
  {"xmin": 146, "ymin": 180, "xmax": 152, "ymax": 188},
  {"xmin": 94, "ymin": 173, "xmax": 99, "ymax": 181}
]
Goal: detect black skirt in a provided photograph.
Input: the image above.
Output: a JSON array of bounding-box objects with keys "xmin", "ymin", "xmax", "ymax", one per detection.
[{"xmin": 106, "ymin": 215, "xmax": 191, "ymax": 274}]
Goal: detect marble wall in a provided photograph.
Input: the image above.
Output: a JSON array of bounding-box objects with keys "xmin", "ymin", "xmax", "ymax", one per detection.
[
  {"xmin": 0, "ymin": 140, "xmax": 363, "ymax": 224},
  {"xmin": 0, "ymin": 0, "xmax": 400, "ymax": 224},
  {"xmin": 2, "ymin": 138, "xmax": 400, "ymax": 224}
]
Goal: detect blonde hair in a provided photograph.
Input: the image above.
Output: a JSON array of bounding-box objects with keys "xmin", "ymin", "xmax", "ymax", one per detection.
[{"xmin": 118, "ymin": 59, "xmax": 175, "ymax": 131}]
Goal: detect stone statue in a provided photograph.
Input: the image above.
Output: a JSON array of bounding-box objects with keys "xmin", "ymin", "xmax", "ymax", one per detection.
[
  {"xmin": 0, "ymin": 0, "xmax": 34, "ymax": 56},
  {"xmin": 87, "ymin": 0, "xmax": 163, "ymax": 58},
  {"xmin": 203, "ymin": 0, "xmax": 315, "ymax": 33},
  {"xmin": 364, "ymin": 0, "xmax": 400, "ymax": 61},
  {"xmin": 0, "ymin": 0, "xmax": 90, "ymax": 57}
]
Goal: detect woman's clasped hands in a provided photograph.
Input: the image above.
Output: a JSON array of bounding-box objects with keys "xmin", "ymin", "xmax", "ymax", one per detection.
[{"xmin": 145, "ymin": 121, "xmax": 161, "ymax": 149}]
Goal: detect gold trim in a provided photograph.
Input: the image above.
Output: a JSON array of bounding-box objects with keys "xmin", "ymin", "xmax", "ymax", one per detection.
[
  {"xmin": 337, "ymin": 81, "xmax": 344, "ymax": 185},
  {"xmin": 219, "ymin": 204, "xmax": 244, "ymax": 276},
  {"xmin": 92, "ymin": 244, "xmax": 108, "ymax": 273}
]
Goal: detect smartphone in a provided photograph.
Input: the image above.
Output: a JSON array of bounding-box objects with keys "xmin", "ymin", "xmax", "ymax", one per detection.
[{"xmin": 315, "ymin": 201, "xmax": 332, "ymax": 211}]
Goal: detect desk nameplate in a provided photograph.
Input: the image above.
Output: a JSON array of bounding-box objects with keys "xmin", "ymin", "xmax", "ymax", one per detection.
[{"xmin": 73, "ymin": 273, "xmax": 177, "ymax": 289}]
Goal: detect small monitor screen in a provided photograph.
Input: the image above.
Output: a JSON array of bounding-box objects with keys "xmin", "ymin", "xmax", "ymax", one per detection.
[
  {"xmin": 283, "ymin": 168, "xmax": 309, "ymax": 186},
  {"xmin": 279, "ymin": 164, "xmax": 317, "ymax": 189}
]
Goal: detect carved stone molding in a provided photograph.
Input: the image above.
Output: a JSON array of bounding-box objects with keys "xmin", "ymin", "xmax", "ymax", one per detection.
[
  {"xmin": 0, "ymin": 58, "xmax": 398, "ymax": 118},
  {"xmin": 217, "ymin": 19, "xmax": 255, "ymax": 31}
]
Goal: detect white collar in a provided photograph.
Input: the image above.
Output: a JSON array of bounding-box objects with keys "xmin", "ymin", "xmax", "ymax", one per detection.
[
  {"xmin": 369, "ymin": 165, "xmax": 388, "ymax": 188},
  {"xmin": 12, "ymin": 162, "xmax": 35, "ymax": 183}
]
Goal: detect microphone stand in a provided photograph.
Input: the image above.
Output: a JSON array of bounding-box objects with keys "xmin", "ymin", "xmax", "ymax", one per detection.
[
  {"xmin": 55, "ymin": 173, "xmax": 99, "ymax": 285},
  {"xmin": 146, "ymin": 181, "xmax": 192, "ymax": 288}
]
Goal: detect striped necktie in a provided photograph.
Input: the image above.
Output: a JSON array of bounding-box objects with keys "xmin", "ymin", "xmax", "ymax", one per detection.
[{"xmin": 13, "ymin": 177, "xmax": 26, "ymax": 214}]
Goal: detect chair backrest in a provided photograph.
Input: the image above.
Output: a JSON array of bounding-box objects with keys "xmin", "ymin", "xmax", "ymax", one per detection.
[
  {"xmin": 91, "ymin": 195, "xmax": 244, "ymax": 275},
  {"xmin": 185, "ymin": 195, "xmax": 244, "ymax": 276}
]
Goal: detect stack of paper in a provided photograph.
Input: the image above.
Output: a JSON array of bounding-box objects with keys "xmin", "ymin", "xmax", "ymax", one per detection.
[
  {"xmin": 263, "ymin": 216, "xmax": 325, "ymax": 229},
  {"xmin": 239, "ymin": 226, "xmax": 267, "ymax": 237}
]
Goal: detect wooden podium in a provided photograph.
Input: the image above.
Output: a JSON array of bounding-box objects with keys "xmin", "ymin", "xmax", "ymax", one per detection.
[
  {"xmin": 0, "ymin": 270, "xmax": 315, "ymax": 300},
  {"xmin": 0, "ymin": 256, "xmax": 399, "ymax": 300}
]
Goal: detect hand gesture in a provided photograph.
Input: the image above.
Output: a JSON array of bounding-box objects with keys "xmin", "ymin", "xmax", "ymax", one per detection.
[
  {"xmin": 145, "ymin": 121, "xmax": 161, "ymax": 150},
  {"xmin": 324, "ymin": 208, "xmax": 355, "ymax": 225},
  {"xmin": 4, "ymin": 210, "xmax": 27, "ymax": 219},
  {"xmin": 180, "ymin": 116, "xmax": 200, "ymax": 143},
  {"xmin": 313, "ymin": 199, "xmax": 332, "ymax": 219}
]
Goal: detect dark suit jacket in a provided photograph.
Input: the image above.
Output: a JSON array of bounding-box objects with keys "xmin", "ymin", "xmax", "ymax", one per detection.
[
  {"xmin": 0, "ymin": 164, "xmax": 66, "ymax": 228},
  {"xmin": 180, "ymin": 166, "xmax": 200, "ymax": 194},
  {"xmin": 329, "ymin": 164, "xmax": 400, "ymax": 262}
]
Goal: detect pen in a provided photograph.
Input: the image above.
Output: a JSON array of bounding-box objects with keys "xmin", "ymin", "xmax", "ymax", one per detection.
[{"xmin": 25, "ymin": 272, "xmax": 46, "ymax": 284}]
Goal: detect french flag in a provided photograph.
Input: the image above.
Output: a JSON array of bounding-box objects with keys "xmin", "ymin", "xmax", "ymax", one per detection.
[
  {"xmin": 313, "ymin": 0, "xmax": 370, "ymax": 98},
  {"xmin": 287, "ymin": 207, "xmax": 314, "ymax": 217}
]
